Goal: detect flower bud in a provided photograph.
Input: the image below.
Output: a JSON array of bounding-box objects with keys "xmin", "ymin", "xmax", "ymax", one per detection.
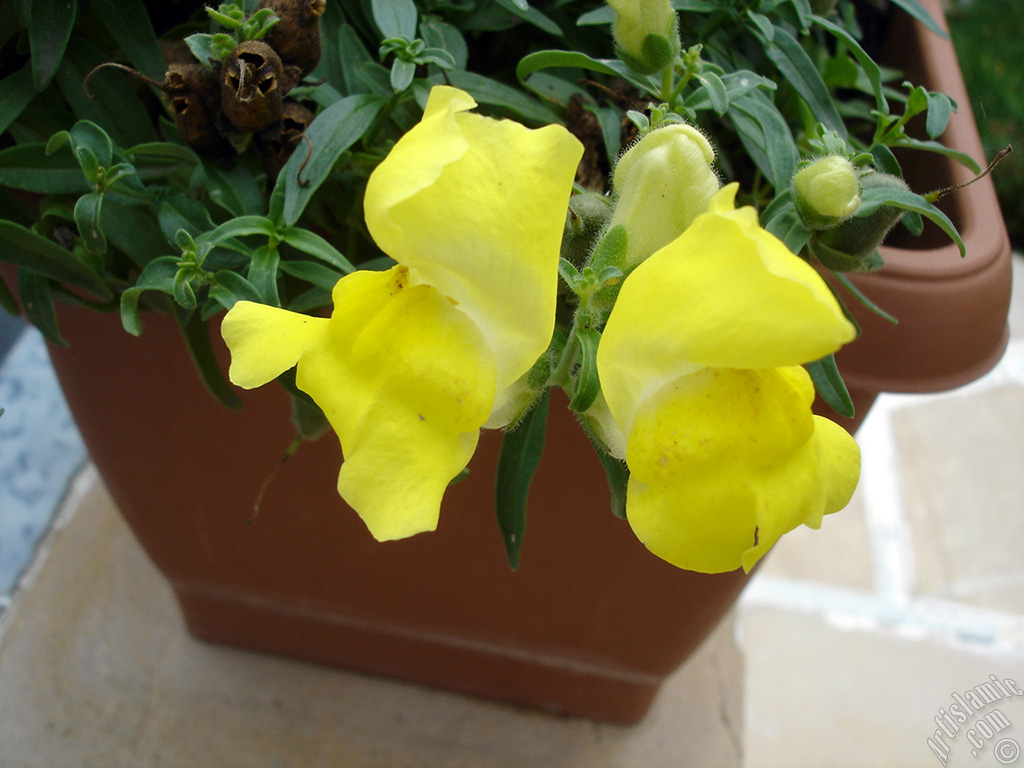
[
  {"xmin": 808, "ymin": 171, "xmax": 909, "ymax": 272},
  {"xmin": 607, "ymin": 0, "xmax": 680, "ymax": 74},
  {"xmin": 562, "ymin": 190, "xmax": 614, "ymax": 268},
  {"xmin": 258, "ymin": 0, "xmax": 326, "ymax": 76},
  {"xmin": 607, "ymin": 124, "xmax": 719, "ymax": 268},
  {"xmin": 792, "ymin": 155, "xmax": 861, "ymax": 231}
]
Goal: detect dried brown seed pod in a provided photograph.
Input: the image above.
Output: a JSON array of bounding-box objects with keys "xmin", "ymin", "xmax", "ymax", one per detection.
[
  {"xmin": 258, "ymin": 0, "xmax": 325, "ymax": 77},
  {"xmin": 83, "ymin": 62, "xmax": 233, "ymax": 160},
  {"xmin": 256, "ymin": 100, "xmax": 315, "ymax": 181},
  {"xmin": 221, "ymin": 41, "xmax": 285, "ymax": 133}
]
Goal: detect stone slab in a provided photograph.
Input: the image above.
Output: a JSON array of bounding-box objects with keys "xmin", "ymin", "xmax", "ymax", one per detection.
[{"xmin": 0, "ymin": 468, "xmax": 744, "ymax": 768}]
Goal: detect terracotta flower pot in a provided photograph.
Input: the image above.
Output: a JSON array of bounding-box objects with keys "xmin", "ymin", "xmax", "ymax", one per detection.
[{"xmin": 22, "ymin": 0, "xmax": 1011, "ymax": 725}]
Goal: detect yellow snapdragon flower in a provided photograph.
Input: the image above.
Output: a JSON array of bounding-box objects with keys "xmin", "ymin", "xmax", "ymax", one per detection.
[
  {"xmin": 594, "ymin": 184, "xmax": 861, "ymax": 573},
  {"xmin": 222, "ymin": 86, "xmax": 583, "ymax": 541}
]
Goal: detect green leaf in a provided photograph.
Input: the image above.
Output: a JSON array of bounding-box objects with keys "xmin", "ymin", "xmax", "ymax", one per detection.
[
  {"xmin": 197, "ymin": 215, "xmax": 277, "ymax": 247},
  {"xmin": 92, "ymin": 0, "xmax": 165, "ymax": 80},
  {"xmin": 278, "ymin": 227, "xmax": 355, "ymax": 273},
  {"xmin": 17, "ymin": 269, "xmax": 66, "ymax": 346},
  {"xmin": 247, "ymin": 244, "xmax": 281, "ymax": 306},
  {"xmin": 70, "ymin": 120, "xmax": 114, "ymax": 168},
  {"xmin": 119, "ymin": 256, "xmax": 178, "ymax": 335},
  {"xmin": 494, "ymin": 390, "xmax": 549, "ymax": 570},
  {"xmin": 157, "ymin": 195, "xmax": 216, "ymax": 245},
  {"xmin": 446, "ymin": 70, "xmax": 559, "ymax": 125},
  {"xmin": 172, "ymin": 270, "xmax": 197, "ymax": 309},
  {"xmin": 0, "ymin": 144, "xmax": 91, "ymax": 194},
  {"xmin": 390, "ymin": 58, "xmax": 416, "ymax": 91},
  {"xmin": 0, "ymin": 219, "xmax": 111, "ymax": 299},
  {"xmin": 887, "ymin": 0, "xmax": 947, "ymax": 39},
  {"xmin": 517, "ymin": 50, "xmax": 654, "ymax": 94},
  {"xmin": 831, "ymin": 270, "xmax": 898, "ymax": 324},
  {"xmin": 371, "ymin": 0, "xmax": 417, "ymax": 38},
  {"xmin": 763, "ymin": 204, "xmax": 810, "ymax": 254},
  {"xmin": 275, "ymin": 93, "xmax": 384, "ymax": 227},
  {"xmin": 207, "ymin": 270, "xmax": 262, "ymax": 312},
  {"xmin": 746, "ymin": 11, "xmax": 774, "ymax": 42},
  {"xmin": 176, "ymin": 306, "xmax": 242, "ymax": 409},
  {"xmin": 185, "ymin": 33, "xmax": 223, "ymax": 66},
  {"xmin": 336, "ymin": 24, "xmax": 379, "ymax": 95},
  {"xmin": 202, "ymin": 160, "xmax": 264, "ymax": 217},
  {"xmin": 586, "ymin": 429, "xmax": 629, "ymax": 519},
  {"xmin": 696, "ymin": 71, "xmax": 728, "ymax": 115},
  {"xmin": 684, "ymin": 70, "xmax": 774, "ymax": 112},
  {"xmin": 924, "ymin": 92, "xmax": 952, "ymax": 139},
  {"xmin": 806, "ymin": 354, "xmax": 854, "ymax": 418},
  {"xmin": 419, "ymin": 17, "xmax": 468, "ymax": 70},
  {"xmin": 897, "ymin": 137, "xmax": 981, "ymax": 174},
  {"xmin": 492, "ymin": 0, "xmax": 562, "ymax": 36},
  {"xmin": 277, "ymin": 260, "xmax": 345, "ymax": 290},
  {"xmin": 761, "ymin": 26, "xmax": 846, "ymax": 137},
  {"xmin": 102, "ymin": 199, "xmax": 168, "ymax": 268},
  {"xmin": 730, "ymin": 92, "xmax": 799, "ymax": 189},
  {"xmin": 29, "ymin": 0, "xmax": 77, "ymax": 90},
  {"xmin": 811, "ymin": 15, "xmax": 886, "ymax": 113},
  {"xmin": 869, "ymin": 143, "xmax": 901, "ymax": 177},
  {"xmin": 568, "ymin": 327, "xmax": 602, "ymax": 412},
  {"xmin": 73, "ymin": 192, "xmax": 106, "ymax": 255},
  {"xmin": 0, "ymin": 66, "xmax": 36, "ymax": 136},
  {"xmin": 857, "ymin": 186, "xmax": 965, "ymax": 256}
]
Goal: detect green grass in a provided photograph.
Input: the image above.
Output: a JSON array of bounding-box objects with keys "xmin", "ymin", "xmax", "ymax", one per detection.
[{"xmin": 947, "ymin": 0, "xmax": 1024, "ymax": 247}]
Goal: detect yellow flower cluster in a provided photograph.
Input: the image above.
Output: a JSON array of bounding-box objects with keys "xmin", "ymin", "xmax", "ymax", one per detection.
[{"xmin": 222, "ymin": 85, "xmax": 860, "ymax": 574}]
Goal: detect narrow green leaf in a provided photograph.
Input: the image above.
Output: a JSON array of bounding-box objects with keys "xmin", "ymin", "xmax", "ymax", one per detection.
[
  {"xmin": 924, "ymin": 92, "xmax": 952, "ymax": 139},
  {"xmin": 0, "ymin": 144, "xmax": 91, "ymax": 194},
  {"xmin": 176, "ymin": 306, "xmax": 243, "ymax": 409},
  {"xmin": 119, "ymin": 256, "xmax": 178, "ymax": 335},
  {"xmin": 277, "ymin": 260, "xmax": 345, "ymax": 290},
  {"xmin": 857, "ymin": 187, "xmax": 965, "ymax": 256},
  {"xmin": 0, "ymin": 219, "xmax": 111, "ymax": 298},
  {"xmin": 0, "ymin": 66, "xmax": 36, "ymax": 136},
  {"xmin": 730, "ymin": 92, "xmax": 799, "ymax": 189},
  {"xmin": 517, "ymin": 50, "xmax": 650, "ymax": 93},
  {"xmin": 278, "ymin": 227, "xmax": 355, "ymax": 273},
  {"xmin": 584, "ymin": 428, "xmax": 629, "ymax": 519},
  {"xmin": 419, "ymin": 17, "xmax": 468, "ymax": 70},
  {"xmin": 157, "ymin": 195, "xmax": 216, "ymax": 245},
  {"xmin": 763, "ymin": 205, "xmax": 811, "ymax": 254},
  {"xmin": 492, "ymin": 0, "xmax": 562, "ymax": 36},
  {"xmin": 832, "ymin": 270, "xmax": 898, "ymax": 324},
  {"xmin": 208, "ymin": 270, "xmax": 262, "ymax": 312},
  {"xmin": 568, "ymin": 327, "xmax": 602, "ymax": 412},
  {"xmin": 336, "ymin": 24, "xmax": 378, "ymax": 95},
  {"xmin": 30, "ymin": 0, "xmax": 77, "ymax": 90},
  {"xmin": 746, "ymin": 11, "xmax": 774, "ymax": 42},
  {"xmin": 811, "ymin": 15, "xmax": 886, "ymax": 113},
  {"xmin": 247, "ymin": 244, "xmax": 281, "ymax": 306},
  {"xmin": 684, "ymin": 70, "xmax": 774, "ymax": 112},
  {"xmin": 806, "ymin": 354, "xmax": 854, "ymax": 418},
  {"xmin": 696, "ymin": 71, "xmax": 728, "ymax": 115},
  {"xmin": 494, "ymin": 390, "xmax": 549, "ymax": 570},
  {"xmin": 869, "ymin": 143, "xmax": 901, "ymax": 177},
  {"xmin": 390, "ymin": 58, "xmax": 416, "ymax": 92},
  {"xmin": 197, "ymin": 215, "xmax": 277, "ymax": 247},
  {"xmin": 17, "ymin": 269, "xmax": 66, "ymax": 346},
  {"xmin": 887, "ymin": 0, "xmax": 947, "ymax": 39},
  {"xmin": 202, "ymin": 160, "xmax": 264, "ymax": 217},
  {"xmin": 897, "ymin": 137, "xmax": 981, "ymax": 174},
  {"xmin": 74, "ymin": 192, "xmax": 106, "ymax": 255},
  {"xmin": 371, "ymin": 0, "xmax": 417, "ymax": 38},
  {"xmin": 92, "ymin": 0, "xmax": 164, "ymax": 80},
  {"xmin": 102, "ymin": 199, "xmax": 169, "ymax": 268},
  {"xmin": 275, "ymin": 93, "xmax": 384, "ymax": 227},
  {"xmin": 762, "ymin": 26, "xmax": 846, "ymax": 137}
]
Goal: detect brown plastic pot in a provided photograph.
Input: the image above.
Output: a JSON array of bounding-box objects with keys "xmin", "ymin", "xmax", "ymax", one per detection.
[{"xmin": 21, "ymin": 0, "xmax": 1012, "ymax": 726}]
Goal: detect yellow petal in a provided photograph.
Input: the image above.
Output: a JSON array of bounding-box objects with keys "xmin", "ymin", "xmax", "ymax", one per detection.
[
  {"xmin": 364, "ymin": 86, "xmax": 583, "ymax": 412},
  {"xmin": 295, "ymin": 267, "xmax": 497, "ymax": 540},
  {"xmin": 598, "ymin": 183, "xmax": 855, "ymax": 434},
  {"xmin": 624, "ymin": 366, "xmax": 859, "ymax": 573},
  {"xmin": 221, "ymin": 301, "xmax": 329, "ymax": 389}
]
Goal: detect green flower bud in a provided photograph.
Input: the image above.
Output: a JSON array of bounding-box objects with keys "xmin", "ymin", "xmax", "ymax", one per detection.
[
  {"xmin": 607, "ymin": 123, "xmax": 719, "ymax": 269},
  {"xmin": 793, "ymin": 155, "xmax": 861, "ymax": 231},
  {"xmin": 809, "ymin": 171, "xmax": 909, "ymax": 272},
  {"xmin": 607, "ymin": 0, "xmax": 681, "ymax": 74},
  {"xmin": 562, "ymin": 191, "xmax": 614, "ymax": 268}
]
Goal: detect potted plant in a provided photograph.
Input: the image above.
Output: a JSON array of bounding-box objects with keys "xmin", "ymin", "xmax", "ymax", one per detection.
[{"xmin": 0, "ymin": 0, "xmax": 1011, "ymax": 723}]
